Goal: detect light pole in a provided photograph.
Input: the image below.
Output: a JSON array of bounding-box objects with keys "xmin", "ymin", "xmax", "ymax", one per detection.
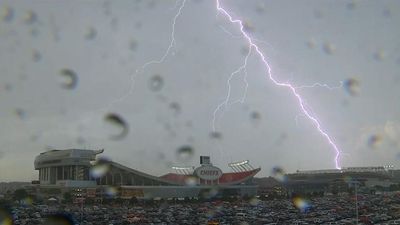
[{"xmin": 349, "ymin": 180, "xmax": 360, "ymax": 225}]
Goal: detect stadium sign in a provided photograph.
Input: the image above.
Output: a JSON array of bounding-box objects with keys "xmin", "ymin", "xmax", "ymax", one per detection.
[{"xmin": 195, "ymin": 165, "xmax": 222, "ymax": 180}]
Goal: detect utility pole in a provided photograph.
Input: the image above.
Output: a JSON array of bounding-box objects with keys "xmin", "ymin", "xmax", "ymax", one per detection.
[
  {"xmin": 349, "ymin": 180, "xmax": 359, "ymax": 225},
  {"xmin": 355, "ymin": 182, "xmax": 358, "ymax": 225}
]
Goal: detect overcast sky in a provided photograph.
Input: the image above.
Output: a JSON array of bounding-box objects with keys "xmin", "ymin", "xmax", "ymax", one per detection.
[{"xmin": 0, "ymin": 0, "xmax": 399, "ymax": 181}]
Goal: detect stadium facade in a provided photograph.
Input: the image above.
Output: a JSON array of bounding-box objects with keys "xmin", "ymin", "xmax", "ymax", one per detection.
[
  {"xmin": 33, "ymin": 149, "xmax": 260, "ymax": 200},
  {"xmin": 284, "ymin": 167, "xmax": 396, "ymax": 195}
]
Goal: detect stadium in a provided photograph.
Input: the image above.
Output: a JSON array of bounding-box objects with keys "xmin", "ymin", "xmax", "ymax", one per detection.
[
  {"xmin": 32, "ymin": 149, "xmax": 260, "ymax": 200},
  {"xmin": 284, "ymin": 167, "xmax": 396, "ymax": 195}
]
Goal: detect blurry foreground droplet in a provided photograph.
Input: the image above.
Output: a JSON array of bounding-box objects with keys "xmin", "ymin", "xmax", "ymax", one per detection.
[
  {"xmin": 104, "ymin": 113, "xmax": 128, "ymax": 140},
  {"xmin": 149, "ymin": 75, "xmax": 164, "ymax": 92},
  {"xmin": 184, "ymin": 176, "xmax": 197, "ymax": 186},
  {"xmin": 203, "ymin": 188, "xmax": 219, "ymax": 199},
  {"xmin": 293, "ymin": 196, "xmax": 311, "ymax": 212},
  {"xmin": 60, "ymin": 69, "xmax": 78, "ymax": 89},
  {"xmin": 250, "ymin": 111, "xmax": 261, "ymax": 121},
  {"xmin": 343, "ymin": 175, "xmax": 353, "ymax": 184},
  {"xmin": 44, "ymin": 213, "xmax": 76, "ymax": 225},
  {"xmin": 249, "ymin": 197, "xmax": 260, "ymax": 206},
  {"xmin": 84, "ymin": 26, "xmax": 97, "ymax": 40},
  {"xmin": 243, "ymin": 20, "xmax": 254, "ymax": 33},
  {"xmin": 368, "ymin": 134, "xmax": 383, "ymax": 149},
  {"xmin": 23, "ymin": 10, "xmax": 37, "ymax": 24},
  {"xmin": 32, "ymin": 49, "xmax": 42, "ymax": 62},
  {"xmin": 14, "ymin": 108, "xmax": 26, "ymax": 120},
  {"xmin": 1, "ymin": 5, "xmax": 14, "ymax": 22},
  {"xmin": 306, "ymin": 38, "xmax": 316, "ymax": 49},
  {"xmin": 382, "ymin": 8, "xmax": 391, "ymax": 18},
  {"xmin": 322, "ymin": 42, "xmax": 335, "ymax": 55},
  {"xmin": 90, "ymin": 157, "xmax": 111, "ymax": 179},
  {"xmin": 271, "ymin": 166, "xmax": 287, "ymax": 183},
  {"xmin": 105, "ymin": 186, "xmax": 118, "ymax": 197},
  {"xmin": 373, "ymin": 50, "xmax": 385, "ymax": 61},
  {"xmin": 384, "ymin": 121, "xmax": 398, "ymax": 140},
  {"xmin": 21, "ymin": 196, "xmax": 33, "ymax": 206},
  {"xmin": 255, "ymin": 2, "xmax": 266, "ymax": 14},
  {"xmin": 346, "ymin": 0, "xmax": 357, "ymax": 10},
  {"xmin": 313, "ymin": 10, "xmax": 323, "ymax": 19},
  {"xmin": 176, "ymin": 145, "xmax": 194, "ymax": 162},
  {"xmin": 169, "ymin": 102, "xmax": 181, "ymax": 115},
  {"xmin": 210, "ymin": 131, "xmax": 222, "ymax": 140},
  {"xmin": 129, "ymin": 38, "xmax": 138, "ymax": 51},
  {"xmin": 0, "ymin": 207, "xmax": 13, "ymax": 225},
  {"xmin": 343, "ymin": 78, "xmax": 360, "ymax": 96}
]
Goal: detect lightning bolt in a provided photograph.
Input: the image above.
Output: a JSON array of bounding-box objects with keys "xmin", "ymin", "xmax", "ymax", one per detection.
[
  {"xmin": 295, "ymin": 81, "xmax": 343, "ymax": 90},
  {"xmin": 141, "ymin": 0, "xmax": 186, "ymax": 70},
  {"xmin": 215, "ymin": 0, "xmax": 342, "ymax": 169},
  {"xmin": 212, "ymin": 47, "xmax": 251, "ymax": 131},
  {"xmin": 107, "ymin": 0, "xmax": 186, "ymax": 106}
]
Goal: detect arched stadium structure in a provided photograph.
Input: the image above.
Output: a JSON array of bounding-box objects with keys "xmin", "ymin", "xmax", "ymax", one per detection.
[{"xmin": 33, "ymin": 149, "xmax": 260, "ymax": 200}]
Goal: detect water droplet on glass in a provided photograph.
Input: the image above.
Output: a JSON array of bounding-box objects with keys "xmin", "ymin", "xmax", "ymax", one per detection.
[
  {"xmin": 384, "ymin": 121, "xmax": 398, "ymax": 140},
  {"xmin": 105, "ymin": 186, "xmax": 118, "ymax": 197},
  {"xmin": 240, "ymin": 45, "xmax": 250, "ymax": 56},
  {"xmin": 23, "ymin": 10, "xmax": 37, "ymax": 24},
  {"xmin": 313, "ymin": 10, "xmax": 323, "ymax": 19},
  {"xmin": 249, "ymin": 197, "xmax": 260, "ymax": 206},
  {"xmin": 0, "ymin": 207, "xmax": 13, "ymax": 225},
  {"xmin": 322, "ymin": 42, "xmax": 335, "ymax": 55},
  {"xmin": 104, "ymin": 113, "xmax": 129, "ymax": 140},
  {"xmin": 382, "ymin": 8, "xmax": 391, "ymax": 18},
  {"xmin": 4, "ymin": 83, "xmax": 12, "ymax": 91},
  {"xmin": 129, "ymin": 38, "xmax": 138, "ymax": 51},
  {"xmin": 210, "ymin": 131, "xmax": 222, "ymax": 140},
  {"xmin": 243, "ymin": 20, "xmax": 254, "ymax": 33},
  {"xmin": 306, "ymin": 38, "xmax": 316, "ymax": 49},
  {"xmin": 292, "ymin": 196, "xmax": 311, "ymax": 212},
  {"xmin": 14, "ymin": 108, "xmax": 26, "ymax": 120},
  {"xmin": 368, "ymin": 134, "xmax": 383, "ymax": 149},
  {"xmin": 84, "ymin": 26, "xmax": 97, "ymax": 40},
  {"xmin": 373, "ymin": 50, "xmax": 385, "ymax": 61},
  {"xmin": 255, "ymin": 2, "xmax": 266, "ymax": 14},
  {"xmin": 43, "ymin": 213, "xmax": 75, "ymax": 225},
  {"xmin": 169, "ymin": 102, "xmax": 181, "ymax": 115},
  {"xmin": 343, "ymin": 78, "xmax": 360, "ymax": 96},
  {"xmin": 184, "ymin": 176, "xmax": 197, "ymax": 186},
  {"xmin": 271, "ymin": 166, "xmax": 287, "ymax": 183},
  {"xmin": 148, "ymin": 74, "xmax": 164, "ymax": 92},
  {"xmin": 176, "ymin": 145, "xmax": 194, "ymax": 162},
  {"xmin": 250, "ymin": 111, "xmax": 261, "ymax": 121},
  {"xmin": 346, "ymin": 0, "xmax": 358, "ymax": 10},
  {"xmin": 32, "ymin": 49, "xmax": 41, "ymax": 62},
  {"xmin": 90, "ymin": 158, "xmax": 111, "ymax": 179},
  {"xmin": 60, "ymin": 69, "xmax": 78, "ymax": 89},
  {"xmin": 21, "ymin": 196, "xmax": 33, "ymax": 206},
  {"xmin": 1, "ymin": 5, "xmax": 14, "ymax": 22}
]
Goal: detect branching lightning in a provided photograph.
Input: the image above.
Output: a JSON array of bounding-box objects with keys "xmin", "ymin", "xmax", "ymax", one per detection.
[
  {"xmin": 295, "ymin": 81, "xmax": 343, "ymax": 90},
  {"xmin": 215, "ymin": 0, "xmax": 342, "ymax": 169},
  {"xmin": 141, "ymin": 0, "xmax": 186, "ymax": 70},
  {"xmin": 108, "ymin": 0, "xmax": 186, "ymax": 107},
  {"xmin": 212, "ymin": 47, "xmax": 251, "ymax": 131}
]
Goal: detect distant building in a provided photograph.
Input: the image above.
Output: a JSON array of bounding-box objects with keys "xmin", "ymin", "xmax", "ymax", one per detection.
[
  {"xmin": 285, "ymin": 167, "xmax": 395, "ymax": 195},
  {"xmin": 32, "ymin": 149, "xmax": 260, "ymax": 200}
]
